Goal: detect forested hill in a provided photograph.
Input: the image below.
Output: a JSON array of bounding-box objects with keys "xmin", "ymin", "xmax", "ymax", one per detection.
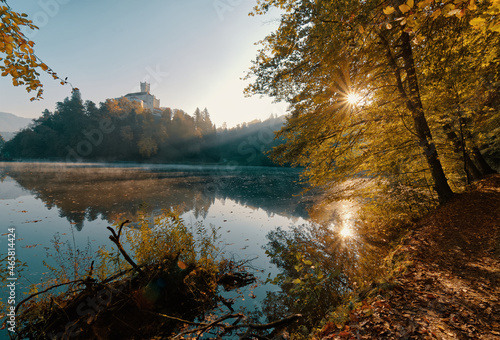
[{"xmin": 0, "ymin": 91, "xmax": 286, "ymax": 166}]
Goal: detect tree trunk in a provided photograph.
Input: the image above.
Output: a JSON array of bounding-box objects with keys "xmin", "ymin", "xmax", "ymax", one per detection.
[
  {"xmin": 399, "ymin": 32, "xmax": 454, "ymax": 204},
  {"xmin": 442, "ymin": 121, "xmax": 483, "ymax": 183},
  {"xmin": 471, "ymin": 146, "xmax": 497, "ymax": 175}
]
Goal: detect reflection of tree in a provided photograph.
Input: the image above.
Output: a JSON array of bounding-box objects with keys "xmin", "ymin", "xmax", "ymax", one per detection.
[
  {"xmin": 262, "ymin": 222, "xmax": 381, "ymax": 328},
  {"xmin": 208, "ymin": 168, "xmax": 315, "ymax": 220},
  {"xmin": 0, "ymin": 164, "xmax": 311, "ymax": 229}
]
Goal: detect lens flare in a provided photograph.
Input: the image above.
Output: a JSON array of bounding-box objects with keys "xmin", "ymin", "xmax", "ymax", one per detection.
[
  {"xmin": 346, "ymin": 92, "xmax": 361, "ymax": 105},
  {"xmin": 339, "ymin": 225, "xmax": 353, "ymax": 238}
]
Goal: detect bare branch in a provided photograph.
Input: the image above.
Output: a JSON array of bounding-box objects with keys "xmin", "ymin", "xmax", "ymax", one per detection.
[{"xmin": 106, "ymin": 220, "xmax": 144, "ymax": 276}]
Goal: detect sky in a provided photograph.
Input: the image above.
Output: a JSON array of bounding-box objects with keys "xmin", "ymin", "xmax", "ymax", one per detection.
[{"xmin": 0, "ymin": 0, "xmax": 288, "ymax": 127}]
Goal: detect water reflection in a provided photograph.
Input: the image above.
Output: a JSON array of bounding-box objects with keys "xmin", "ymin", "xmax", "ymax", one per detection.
[
  {"xmin": 260, "ymin": 196, "xmax": 390, "ymax": 330},
  {"xmin": 0, "ymin": 162, "xmax": 313, "ymax": 230}
]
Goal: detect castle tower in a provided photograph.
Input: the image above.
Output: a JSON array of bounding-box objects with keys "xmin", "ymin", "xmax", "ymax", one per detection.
[{"xmin": 140, "ymin": 82, "xmax": 150, "ymax": 93}]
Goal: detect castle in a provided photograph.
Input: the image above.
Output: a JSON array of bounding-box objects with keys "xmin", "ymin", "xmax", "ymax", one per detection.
[{"xmin": 120, "ymin": 82, "xmax": 160, "ymax": 113}]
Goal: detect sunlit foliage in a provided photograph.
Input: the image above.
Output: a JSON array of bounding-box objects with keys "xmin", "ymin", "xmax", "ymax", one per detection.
[
  {"xmin": 0, "ymin": 0, "xmax": 71, "ymax": 99},
  {"xmin": 383, "ymin": 0, "xmax": 500, "ymax": 34},
  {"xmin": 246, "ymin": 0, "xmax": 498, "ymax": 205},
  {"xmin": 125, "ymin": 211, "xmax": 220, "ymax": 271}
]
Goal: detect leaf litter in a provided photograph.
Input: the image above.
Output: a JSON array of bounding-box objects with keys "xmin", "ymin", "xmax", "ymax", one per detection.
[{"xmin": 320, "ymin": 175, "xmax": 500, "ymax": 339}]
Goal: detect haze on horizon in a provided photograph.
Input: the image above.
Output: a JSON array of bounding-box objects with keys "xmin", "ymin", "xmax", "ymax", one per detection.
[{"xmin": 0, "ymin": 0, "xmax": 287, "ymax": 128}]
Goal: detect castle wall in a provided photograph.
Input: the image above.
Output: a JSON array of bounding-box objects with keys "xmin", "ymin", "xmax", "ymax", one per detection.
[{"xmin": 122, "ymin": 82, "xmax": 160, "ymax": 112}]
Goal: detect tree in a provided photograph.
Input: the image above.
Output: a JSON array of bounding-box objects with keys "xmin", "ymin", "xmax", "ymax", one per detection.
[
  {"xmin": 138, "ymin": 136, "xmax": 158, "ymax": 158},
  {"xmin": 383, "ymin": 0, "xmax": 500, "ymax": 34},
  {"xmin": 414, "ymin": 15, "xmax": 499, "ymax": 182},
  {"xmin": 246, "ymin": 0, "xmax": 497, "ymax": 204},
  {"xmin": 0, "ymin": 0, "xmax": 72, "ymax": 100}
]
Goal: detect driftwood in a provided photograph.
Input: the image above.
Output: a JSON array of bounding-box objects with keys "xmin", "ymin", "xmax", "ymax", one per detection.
[
  {"xmin": 13, "ymin": 220, "xmax": 270, "ymax": 339},
  {"xmin": 15, "ymin": 261, "xmax": 96, "ymax": 314},
  {"xmin": 15, "ymin": 279, "xmax": 84, "ymax": 314},
  {"xmin": 159, "ymin": 311, "xmax": 302, "ymax": 339}
]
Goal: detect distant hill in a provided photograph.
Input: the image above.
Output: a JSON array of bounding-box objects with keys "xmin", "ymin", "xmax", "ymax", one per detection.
[{"xmin": 0, "ymin": 112, "xmax": 32, "ymax": 141}]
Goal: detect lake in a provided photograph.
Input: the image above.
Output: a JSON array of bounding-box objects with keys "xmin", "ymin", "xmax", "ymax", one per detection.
[{"xmin": 1, "ymin": 162, "xmax": 328, "ymax": 330}]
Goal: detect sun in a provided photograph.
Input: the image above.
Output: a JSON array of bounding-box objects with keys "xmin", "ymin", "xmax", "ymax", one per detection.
[
  {"xmin": 346, "ymin": 92, "xmax": 361, "ymax": 105},
  {"xmin": 339, "ymin": 225, "xmax": 354, "ymax": 238}
]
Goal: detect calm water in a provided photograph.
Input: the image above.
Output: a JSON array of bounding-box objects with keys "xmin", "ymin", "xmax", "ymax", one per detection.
[{"xmin": 0, "ymin": 162, "xmax": 319, "ymax": 329}]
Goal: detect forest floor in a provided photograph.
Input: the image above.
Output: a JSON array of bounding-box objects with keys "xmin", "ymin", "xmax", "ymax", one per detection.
[{"xmin": 319, "ymin": 174, "xmax": 500, "ymax": 340}]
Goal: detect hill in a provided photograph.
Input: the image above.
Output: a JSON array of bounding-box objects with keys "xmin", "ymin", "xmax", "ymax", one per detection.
[
  {"xmin": 0, "ymin": 112, "xmax": 32, "ymax": 140},
  {"xmin": 319, "ymin": 175, "xmax": 500, "ymax": 339},
  {"xmin": 1, "ymin": 93, "xmax": 287, "ymax": 165}
]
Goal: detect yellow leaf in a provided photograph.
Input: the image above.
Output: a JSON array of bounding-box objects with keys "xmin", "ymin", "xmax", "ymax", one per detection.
[
  {"xmin": 358, "ymin": 25, "xmax": 365, "ymax": 33},
  {"xmin": 446, "ymin": 8, "xmax": 461, "ymax": 16},
  {"xmin": 399, "ymin": 4, "xmax": 411, "ymax": 13},
  {"xmin": 418, "ymin": 0, "xmax": 432, "ymax": 8},
  {"xmin": 5, "ymin": 43, "xmax": 13, "ymax": 55},
  {"xmin": 430, "ymin": 8, "xmax": 442, "ymax": 19},
  {"xmin": 442, "ymin": 3, "xmax": 455, "ymax": 14},
  {"xmin": 407, "ymin": 0, "xmax": 414, "ymax": 8},
  {"xmin": 469, "ymin": 16, "xmax": 486, "ymax": 27},
  {"xmin": 383, "ymin": 6, "xmax": 395, "ymax": 14},
  {"xmin": 468, "ymin": 0, "xmax": 477, "ymax": 10}
]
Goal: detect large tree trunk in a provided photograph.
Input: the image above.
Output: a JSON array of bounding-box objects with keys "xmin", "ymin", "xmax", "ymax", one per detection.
[
  {"xmin": 399, "ymin": 32, "xmax": 455, "ymax": 204},
  {"xmin": 379, "ymin": 30, "xmax": 454, "ymax": 204}
]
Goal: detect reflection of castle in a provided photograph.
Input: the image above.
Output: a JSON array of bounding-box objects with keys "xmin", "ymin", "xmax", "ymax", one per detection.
[{"xmin": 120, "ymin": 82, "xmax": 161, "ymax": 113}]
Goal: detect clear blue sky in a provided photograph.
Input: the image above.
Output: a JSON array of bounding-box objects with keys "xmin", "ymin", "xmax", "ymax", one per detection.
[{"xmin": 0, "ymin": 0, "xmax": 287, "ymax": 127}]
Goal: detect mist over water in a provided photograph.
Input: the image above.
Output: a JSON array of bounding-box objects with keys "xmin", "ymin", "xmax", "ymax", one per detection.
[
  {"xmin": 0, "ymin": 162, "xmax": 311, "ymax": 228},
  {"xmin": 0, "ymin": 162, "xmax": 315, "ymax": 320}
]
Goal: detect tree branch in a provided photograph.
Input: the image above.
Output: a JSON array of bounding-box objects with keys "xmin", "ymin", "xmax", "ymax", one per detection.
[
  {"xmin": 106, "ymin": 220, "xmax": 144, "ymax": 276},
  {"xmin": 15, "ymin": 279, "xmax": 84, "ymax": 314}
]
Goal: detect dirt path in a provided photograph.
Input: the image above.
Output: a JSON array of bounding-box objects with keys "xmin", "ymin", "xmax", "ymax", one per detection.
[{"xmin": 320, "ymin": 175, "xmax": 500, "ymax": 339}]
